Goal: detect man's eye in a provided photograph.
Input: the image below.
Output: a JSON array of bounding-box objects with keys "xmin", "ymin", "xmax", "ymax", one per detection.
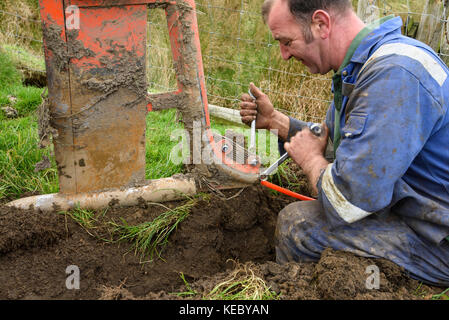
[{"xmin": 285, "ymin": 41, "xmax": 291, "ymax": 47}]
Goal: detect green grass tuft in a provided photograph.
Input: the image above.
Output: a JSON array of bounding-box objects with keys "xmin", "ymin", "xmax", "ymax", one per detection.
[
  {"xmin": 145, "ymin": 109, "xmax": 186, "ymax": 179},
  {"xmin": 0, "ymin": 115, "xmax": 58, "ymax": 199},
  {"xmin": 432, "ymin": 288, "xmax": 449, "ymax": 300},
  {"xmin": 0, "ymin": 48, "xmax": 21, "ymax": 88},
  {"xmin": 172, "ymin": 272, "xmax": 199, "ymax": 298},
  {"xmin": 109, "ymin": 196, "xmax": 198, "ymax": 262}
]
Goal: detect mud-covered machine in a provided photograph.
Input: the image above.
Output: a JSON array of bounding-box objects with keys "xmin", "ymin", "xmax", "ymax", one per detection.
[{"xmin": 8, "ymin": 0, "xmax": 270, "ymax": 211}]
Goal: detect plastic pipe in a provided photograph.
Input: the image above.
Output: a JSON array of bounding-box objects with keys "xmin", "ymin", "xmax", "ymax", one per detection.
[{"xmin": 6, "ymin": 176, "xmax": 197, "ymax": 212}]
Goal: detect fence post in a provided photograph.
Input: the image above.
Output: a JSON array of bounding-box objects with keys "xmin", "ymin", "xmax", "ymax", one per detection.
[
  {"xmin": 417, "ymin": 0, "xmax": 445, "ymax": 52},
  {"xmin": 440, "ymin": 0, "xmax": 449, "ymax": 66},
  {"xmin": 357, "ymin": 0, "xmax": 380, "ymax": 24}
]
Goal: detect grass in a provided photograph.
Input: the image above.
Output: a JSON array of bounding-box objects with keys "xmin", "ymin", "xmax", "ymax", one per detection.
[
  {"xmin": 60, "ymin": 204, "xmax": 108, "ymax": 237},
  {"xmin": 0, "ymin": 116, "xmax": 59, "ymax": 199},
  {"xmin": 0, "ymin": 48, "xmax": 57, "ymax": 199},
  {"xmin": 173, "ymin": 272, "xmax": 199, "ymax": 298},
  {"xmin": 55, "ymin": 195, "xmax": 207, "ymax": 262},
  {"xmin": 109, "ymin": 196, "xmax": 200, "ymax": 262},
  {"xmin": 0, "ymin": 47, "xmax": 21, "ymax": 88},
  {"xmin": 0, "ymin": 85, "xmax": 44, "ymax": 120},
  {"xmin": 172, "ymin": 262, "xmax": 280, "ymax": 300},
  {"xmin": 432, "ymin": 288, "xmax": 449, "ymax": 300},
  {"xmin": 65, "ymin": 205, "xmax": 97, "ymax": 229},
  {"xmin": 59, "ymin": 205, "xmax": 112, "ymax": 242},
  {"xmin": 204, "ymin": 264, "xmax": 279, "ymax": 300},
  {"xmin": 1, "ymin": 44, "xmax": 45, "ymax": 74},
  {"xmin": 146, "ymin": 109, "xmax": 187, "ymax": 179}
]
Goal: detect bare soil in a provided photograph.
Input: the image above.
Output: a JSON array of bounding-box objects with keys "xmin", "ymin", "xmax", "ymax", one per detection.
[{"xmin": 0, "ymin": 183, "xmax": 440, "ymax": 300}]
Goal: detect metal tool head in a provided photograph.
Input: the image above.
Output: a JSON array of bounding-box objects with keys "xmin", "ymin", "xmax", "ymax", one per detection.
[
  {"xmin": 309, "ymin": 123, "xmax": 322, "ymax": 136},
  {"xmin": 248, "ymin": 89, "xmax": 256, "ymax": 100},
  {"xmin": 260, "ymin": 152, "xmax": 290, "ymax": 180}
]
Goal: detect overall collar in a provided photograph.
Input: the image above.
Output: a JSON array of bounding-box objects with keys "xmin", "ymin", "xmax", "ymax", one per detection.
[
  {"xmin": 335, "ymin": 15, "xmax": 399, "ymax": 77},
  {"xmin": 332, "ymin": 15, "xmax": 400, "ymax": 155},
  {"xmin": 350, "ymin": 15, "xmax": 402, "ymax": 65}
]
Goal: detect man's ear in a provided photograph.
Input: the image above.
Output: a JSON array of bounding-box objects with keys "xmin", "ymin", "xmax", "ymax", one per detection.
[{"xmin": 311, "ymin": 10, "xmax": 331, "ymax": 39}]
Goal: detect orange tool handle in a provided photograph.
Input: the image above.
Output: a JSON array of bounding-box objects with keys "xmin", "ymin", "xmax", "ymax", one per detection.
[{"xmin": 260, "ymin": 180, "xmax": 315, "ymax": 201}]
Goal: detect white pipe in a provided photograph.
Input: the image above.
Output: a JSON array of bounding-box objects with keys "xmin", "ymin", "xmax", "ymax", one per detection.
[
  {"xmin": 6, "ymin": 176, "xmax": 197, "ymax": 212},
  {"xmin": 208, "ymin": 104, "xmax": 244, "ymax": 125}
]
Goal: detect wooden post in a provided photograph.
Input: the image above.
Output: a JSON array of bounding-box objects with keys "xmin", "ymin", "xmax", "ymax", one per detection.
[
  {"xmin": 405, "ymin": 16, "xmax": 420, "ymax": 38},
  {"xmin": 357, "ymin": 0, "xmax": 380, "ymax": 24},
  {"xmin": 417, "ymin": 0, "xmax": 445, "ymax": 52},
  {"xmin": 440, "ymin": 0, "xmax": 449, "ymax": 66}
]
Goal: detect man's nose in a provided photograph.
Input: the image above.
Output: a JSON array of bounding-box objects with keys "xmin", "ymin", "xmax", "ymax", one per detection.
[{"xmin": 280, "ymin": 44, "xmax": 291, "ymax": 60}]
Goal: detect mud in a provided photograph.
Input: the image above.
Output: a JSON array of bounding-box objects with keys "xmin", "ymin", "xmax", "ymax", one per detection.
[
  {"xmin": 0, "ymin": 184, "xmax": 439, "ymax": 300},
  {"xmin": 41, "ymin": 23, "xmax": 70, "ymax": 72},
  {"xmin": 116, "ymin": 249, "xmax": 433, "ymax": 300},
  {"xmin": 0, "ymin": 185, "xmax": 281, "ymax": 299},
  {"xmin": 80, "ymin": 42, "xmax": 146, "ymax": 102},
  {"xmin": 66, "ymin": 30, "xmax": 96, "ymax": 62},
  {"xmin": 36, "ymin": 89, "xmax": 58, "ymax": 149}
]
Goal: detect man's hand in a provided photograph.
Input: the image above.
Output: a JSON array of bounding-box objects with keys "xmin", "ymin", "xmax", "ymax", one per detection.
[
  {"xmin": 239, "ymin": 83, "xmax": 275, "ymax": 130},
  {"xmin": 284, "ymin": 123, "xmax": 330, "ymax": 194}
]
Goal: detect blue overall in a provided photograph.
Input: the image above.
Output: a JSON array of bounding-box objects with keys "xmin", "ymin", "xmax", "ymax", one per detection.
[{"xmin": 277, "ymin": 16, "xmax": 449, "ymax": 286}]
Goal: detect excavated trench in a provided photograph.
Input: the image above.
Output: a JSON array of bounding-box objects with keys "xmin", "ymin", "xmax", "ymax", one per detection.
[
  {"xmin": 0, "ymin": 178, "xmax": 439, "ymax": 300},
  {"xmin": 0, "ymin": 184, "xmax": 288, "ymax": 299}
]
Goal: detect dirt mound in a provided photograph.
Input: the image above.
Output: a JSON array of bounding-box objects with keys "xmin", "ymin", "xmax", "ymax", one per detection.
[
  {"xmin": 100, "ymin": 249, "xmax": 430, "ymax": 300},
  {"xmin": 0, "ymin": 185, "xmax": 438, "ymax": 300},
  {"xmin": 0, "ymin": 206, "xmax": 67, "ymax": 255}
]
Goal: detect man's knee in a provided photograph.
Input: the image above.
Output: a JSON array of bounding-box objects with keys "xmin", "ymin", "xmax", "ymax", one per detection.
[
  {"xmin": 275, "ymin": 200, "xmax": 324, "ymax": 263},
  {"xmin": 276, "ymin": 200, "xmax": 322, "ymax": 237}
]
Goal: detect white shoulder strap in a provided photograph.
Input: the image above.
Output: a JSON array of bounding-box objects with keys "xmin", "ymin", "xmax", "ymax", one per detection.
[{"xmin": 358, "ymin": 43, "xmax": 447, "ymax": 86}]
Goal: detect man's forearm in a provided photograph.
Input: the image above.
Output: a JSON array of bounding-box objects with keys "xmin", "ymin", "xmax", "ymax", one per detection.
[{"xmin": 268, "ymin": 110, "xmax": 290, "ymax": 140}]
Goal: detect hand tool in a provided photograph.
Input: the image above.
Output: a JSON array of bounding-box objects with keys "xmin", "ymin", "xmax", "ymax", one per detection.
[
  {"xmin": 260, "ymin": 119, "xmax": 323, "ymax": 179},
  {"xmin": 247, "ymin": 85, "xmax": 323, "ymax": 200},
  {"xmin": 247, "ymin": 89, "xmax": 258, "ymax": 166}
]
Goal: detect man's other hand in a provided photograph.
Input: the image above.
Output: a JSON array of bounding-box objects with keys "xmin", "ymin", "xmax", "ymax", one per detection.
[
  {"xmin": 284, "ymin": 122, "xmax": 329, "ymax": 177},
  {"xmin": 239, "ymin": 83, "xmax": 275, "ymax": 130}
]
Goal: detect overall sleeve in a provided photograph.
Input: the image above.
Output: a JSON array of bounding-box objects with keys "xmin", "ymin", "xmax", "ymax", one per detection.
[
  {"xmin": 317, "ymin": 57, "xmax": 445, "ymax": 228},
  {"xmin": 278, "ymin": 117, "xmax": 316, "ymax": 156}
]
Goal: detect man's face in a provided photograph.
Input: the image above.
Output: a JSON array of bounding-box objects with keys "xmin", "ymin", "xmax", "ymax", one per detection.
[{"xmin": 267, "ymin": 0, "xmax": 328, "ymax": 74}]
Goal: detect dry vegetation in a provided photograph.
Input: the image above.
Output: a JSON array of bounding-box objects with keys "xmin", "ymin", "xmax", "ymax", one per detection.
[
  {"xmin": 145, "ymin": 0, "xmax": 427, "ymax": 122},
  {"xmin": 0, "ymin": 0, "xmax": 431, "ymax": 123}
]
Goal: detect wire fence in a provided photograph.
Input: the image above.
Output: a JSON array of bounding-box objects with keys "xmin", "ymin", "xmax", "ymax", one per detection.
[{"xmin": 1, "ymin": 0, "xmax": 449, "ymax": 123}]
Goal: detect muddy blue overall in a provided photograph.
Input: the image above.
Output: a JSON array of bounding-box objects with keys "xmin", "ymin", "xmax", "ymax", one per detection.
[{"xmin": 277, "ymin": 16, "xmax": 449, "ymax": 286}]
